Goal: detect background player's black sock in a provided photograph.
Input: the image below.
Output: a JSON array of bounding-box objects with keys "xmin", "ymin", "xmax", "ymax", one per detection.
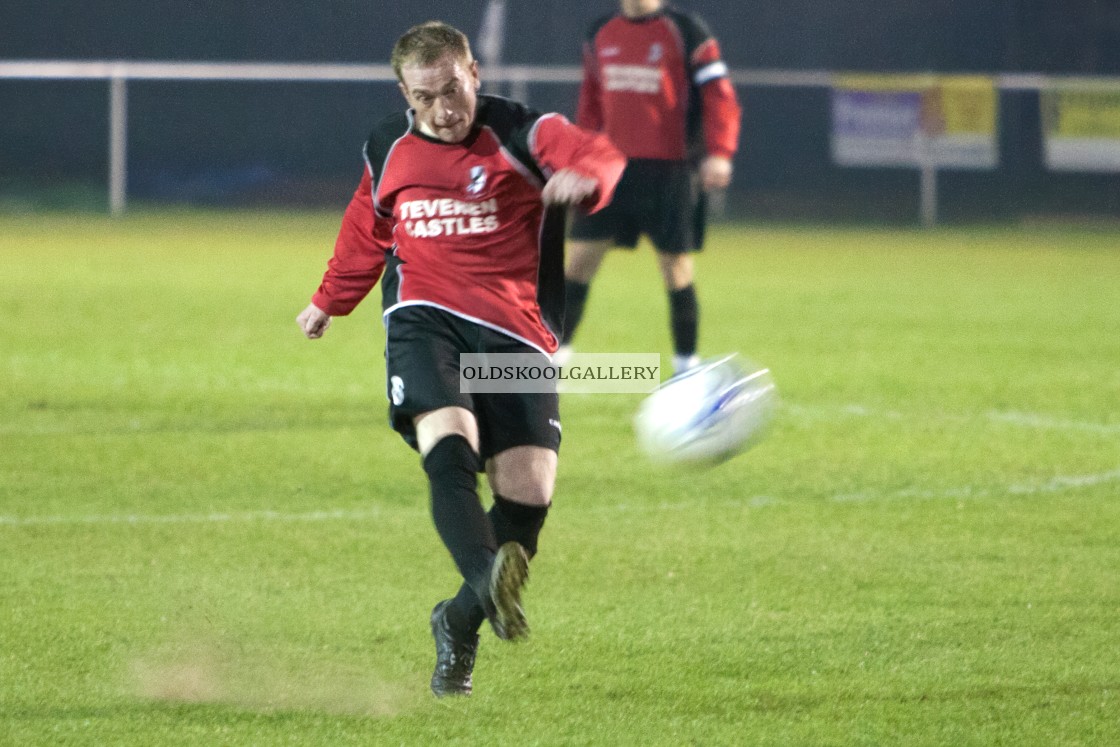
[
  {"xmin": 447, "ymin": 494, "xmax": 550, "ymax": 636},
  {"xmin": 561, "ymin": 280, "xmax": 591, "ymax": 345},
  {"xmin": 422, "ymin": 435, "xmax": 496, "ymax": 607},
  {"xmin": 668, "ymin": 284, "xmax": 699, "ymax": 357}
]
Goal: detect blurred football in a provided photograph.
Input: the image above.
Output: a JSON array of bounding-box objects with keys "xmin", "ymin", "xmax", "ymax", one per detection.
[{"xmin": 634, "ymin": 354, "xmax": 777, "ymax": 465}]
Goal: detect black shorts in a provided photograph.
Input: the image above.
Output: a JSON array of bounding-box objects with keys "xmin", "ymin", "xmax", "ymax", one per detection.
[
  {"xmin": 383, "ymin": 304, "xmax": 561, "ymax": 465},
  {"xmin": 568, "ymin": 158, "xmax": 706, "ymax": 254}
]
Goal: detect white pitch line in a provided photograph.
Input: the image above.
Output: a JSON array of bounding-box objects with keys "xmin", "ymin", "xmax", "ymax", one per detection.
[
  {"xmin": 5, "ymin": 403, "xmax": 1117, "ymax": 439},
  {"xmin": 785, "ymin": 402, "xmax": 1120, "ymax": 435},
  {"xmin": 3, "ymin": 467, "xmax": 1118, "ymax": 528},
  {"xmin": 0, "ymin": 507, "xmax": 390, "ymax": 527},
  {"xmin": 982, "ymin": 410, "xmax": 1120, "ymax": 435},
  {"xmin": 830, "ymin": 466, "xmax": 1120, "ymax": 504},
  {"xmin": 1008, "ymin": 466, "xmax": 1120, "ymax": 494}
]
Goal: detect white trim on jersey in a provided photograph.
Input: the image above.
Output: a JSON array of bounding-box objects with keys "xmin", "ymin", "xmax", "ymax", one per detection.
[
  {"xmin": 383, "ymin": 300, "xmax": 554, "ymax": 355},
  {"xmin": 527, "ymin": 113, "xmax": 569, "ymax": 180},
  {"xmin": 693, "ymin": 60, "xmax": 728, "ymax": 86},
  {"xmin": 483, "ymin": 125, "xmax": 545, "ymax": 189}
]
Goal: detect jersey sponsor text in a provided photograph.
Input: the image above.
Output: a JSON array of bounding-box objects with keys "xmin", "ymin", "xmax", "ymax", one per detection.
[
  {"xmin": 602, "ymin": 64, "xmax": 663, "ymax": 94},
  {"xmin": 400, "ymin": 197, "xmax": 501, "ymax": 238}
]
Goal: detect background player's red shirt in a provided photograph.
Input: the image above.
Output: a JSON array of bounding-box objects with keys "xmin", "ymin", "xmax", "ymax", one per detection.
[
  {"xmin": 578, "ymin": 7, "xmax": 741, "ymax": 162},
  {"xmin": 311, "ymin": 96, "xmax": 625, "ymax": 354}
]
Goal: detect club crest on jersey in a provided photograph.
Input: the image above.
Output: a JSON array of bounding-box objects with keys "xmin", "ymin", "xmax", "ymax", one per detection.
[
  {"xmin": 466, "ymin": 165, "xmax": 487, "ymax": 196},
  {"xmin": 647, "ymin": 43, "xmax": 663, "ymax": 63}
]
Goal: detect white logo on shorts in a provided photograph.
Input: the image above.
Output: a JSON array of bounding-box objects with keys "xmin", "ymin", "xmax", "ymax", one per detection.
[
  {"xmin": 390, "ymin": 375, "xmax": 405, "ymax": 406},
  {"xmin": 548, "ymin": 418, "xmax": 562, "ymax": 433}
]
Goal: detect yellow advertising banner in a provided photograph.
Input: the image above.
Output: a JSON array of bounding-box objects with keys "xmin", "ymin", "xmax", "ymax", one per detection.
[
  {"xmin": 1043, "ymin": 87, "xmax": 1120, "ymax": 171},
  {"xmin": 832, "ymin": 75, "xmax": 998, "ymax": 169},
  {"xmin": 935, "ymin": 76, "xmax": 999, "ymax": 136}
]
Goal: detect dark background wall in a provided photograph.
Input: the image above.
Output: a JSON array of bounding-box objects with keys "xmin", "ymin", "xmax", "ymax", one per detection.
[
  {"xmin": 3, "ymin": 1, "xmax": 1119, "ymax": 219},
  {"xmin": 5, "ymin": 0, "xmax": 1120, "ymax": 71}
]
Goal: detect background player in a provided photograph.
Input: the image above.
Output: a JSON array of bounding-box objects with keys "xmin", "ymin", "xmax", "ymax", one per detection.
[
  {"xmin": 560, "ymin": 0, "xmax": 741, "ymax": 373},
  {"xmin": 296, "ymin": 21, "xmax": 625, "ymax": 696}
]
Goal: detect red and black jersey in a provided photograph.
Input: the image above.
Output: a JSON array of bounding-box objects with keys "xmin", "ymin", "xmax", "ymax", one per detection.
[
  {"xmin": 577, "ymin": 5, "xmax": 741, "ymax": 162},
  {"xmin": 311, "ymin": 95, "xmax": 625, "ymax": 354}
]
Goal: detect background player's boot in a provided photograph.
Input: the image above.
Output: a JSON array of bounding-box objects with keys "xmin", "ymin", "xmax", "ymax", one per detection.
[
  {"xmin": 673, "ymin": 353, "xmax": 700, "ymax": 375},
  {"xmin": 553, "ymin": 344, "xmax": 574, "ymax": 367},
  {"xmin": 430, "ymin": 600, "xmax": 479, "ymax": 697},
  {"xmin": 486, "ymin": 541, "xmax": 530, "ymax": 640}
]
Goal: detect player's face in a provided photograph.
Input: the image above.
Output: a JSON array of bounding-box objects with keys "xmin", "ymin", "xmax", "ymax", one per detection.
[{"xmin": 398, "ymin": 54, "xmax": 481, "ymax": 144}]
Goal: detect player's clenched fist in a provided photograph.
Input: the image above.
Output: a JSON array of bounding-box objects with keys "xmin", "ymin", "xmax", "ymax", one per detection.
[
  {"xmin": 297, "ymin": 303, "xmax": 332, "ymax": 339},
  {"xmin": 542, "ymin": 168, "xmax": 599, "ymax": 206}
]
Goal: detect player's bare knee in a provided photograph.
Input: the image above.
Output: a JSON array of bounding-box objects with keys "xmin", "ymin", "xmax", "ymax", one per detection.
[
  {"xmin": 486, "ymin": 475, "xmax": 554, "ymax": 507},
  {"xmin": 657, "ymin": 252, "xmax": 693, "ymax": 289},
  {"xmin": 502, "ymin": 481, "xmax": 553, "ymax": 507},
  {"xmin": 566, "ymin": 241, "xmax": 610, "ymax": 283},
  {"xmin": 487, "ymin": 446, "xmax": 556, "ymax": 506},
  {"xmin": 415, "ymin": 406, "xmax": 480, "ymax": 456}
]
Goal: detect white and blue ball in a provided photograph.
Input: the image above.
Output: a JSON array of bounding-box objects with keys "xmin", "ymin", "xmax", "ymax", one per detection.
[{"xmin": 634, "ymin": 355, "xmax": 777, "ymax": 465}]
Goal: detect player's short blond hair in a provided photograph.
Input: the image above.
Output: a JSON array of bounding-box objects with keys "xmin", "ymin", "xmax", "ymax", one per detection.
[{"xmin": 391, "ymin": 22, "xmax": 473, "ymax": 82}]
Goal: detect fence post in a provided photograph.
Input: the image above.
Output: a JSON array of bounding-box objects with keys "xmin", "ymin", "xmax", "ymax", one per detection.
[
  {"xmin": 509, "ymin": 74, "xmax": 529, "ymax": 106},
  {"xmin": 917, "ymin": 133, "xmax": 939, "ymax": 227},
  {"xmin": 109, "ymin": 73, "xmax": 128, "ymax": 216},
  {"xmin": 919, "ymin": 162, "xmax": 938, "ymax": 228}
]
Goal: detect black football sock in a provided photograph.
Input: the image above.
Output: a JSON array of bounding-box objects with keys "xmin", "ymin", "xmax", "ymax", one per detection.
[
  {"xmin": 668, "ymin": 284, "xmax": 699, "ymax": 357},
  {"xmin": 422, "ymin": 435, "xmax": 496, "ymax": 607},
  {"xmin": 561, "ymin": 280, "xmax": 591, "ymax": 345},
  {"xmin": 448, "ymin": 494, "xmax": 550, "ymax": 635},
  {"xmin": 489, "ymin": 494, "xmax": 549, "ymax": 558}
]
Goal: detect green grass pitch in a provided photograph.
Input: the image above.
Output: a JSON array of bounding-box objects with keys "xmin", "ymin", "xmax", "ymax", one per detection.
[{"xmin": 2, "ymin": 211, "xmax": 1118, "ymax": 745}]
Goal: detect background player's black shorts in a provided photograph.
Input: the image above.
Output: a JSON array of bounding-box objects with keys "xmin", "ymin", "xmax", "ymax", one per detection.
[
  {"xmin": 384, "ymin": 304, "xmax": 561, "ymax": 466},
  {"xmin": 568, "ymin": 158, "xmax": 706, "ymax": 254}
]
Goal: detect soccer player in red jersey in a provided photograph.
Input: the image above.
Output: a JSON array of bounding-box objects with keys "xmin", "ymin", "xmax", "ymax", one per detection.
[
  {"xmin": 561, "ymin": 0, "xmax": 741, "ymax": 373},
  {"xmin": 296, "ymin": 22, "xmax": 625, "ymax": 697}
]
